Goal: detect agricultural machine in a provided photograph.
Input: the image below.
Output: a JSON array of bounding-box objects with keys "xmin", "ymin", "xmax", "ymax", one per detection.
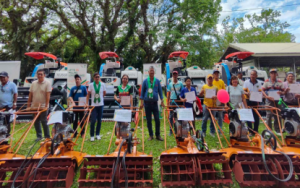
[
  {"xmin": 0, "ymin": 104, "xmax": 47, "ymax": 187},
  {"xmin": 99, "ymin": 52, "xmax": 140, "ymax": 120},
  {"xmin": 78, "ymin": 107, "xmax": 152, "ymax": 188},
  {"xmin": 251, "ymin": 103, "xmax": 300, "ymax": 187},
  {"xmin": 17, "ymin": 52, "xmax": 68, "ymax": 120},
  {"xmin": 10, "ymin": 105, "xmax": 94, "ymax": 188},
  {"xmin": 166, "ymin": 51, "xmax": 207, "ymax": 91},
  {"xmin": 160, "ymin": 104, "xmax": 232, "ymax": 187},
  {"xmin": 215, "ymin": 52, "xmax": 267, "ymax": 85},
  {"xmin": 205, "ymin": 91, "xmax": 295, "ymax": 187}
]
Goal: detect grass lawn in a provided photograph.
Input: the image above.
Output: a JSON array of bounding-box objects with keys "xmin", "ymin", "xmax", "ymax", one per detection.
[{"xmin": 10, "ymin": 116, "xmax": 272, "ymax": 188}]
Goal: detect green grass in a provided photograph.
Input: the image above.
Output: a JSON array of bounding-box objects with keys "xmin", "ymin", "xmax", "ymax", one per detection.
[{"xmin": 11, "ymin": 118, "xmax": 270, "ymax": 188}]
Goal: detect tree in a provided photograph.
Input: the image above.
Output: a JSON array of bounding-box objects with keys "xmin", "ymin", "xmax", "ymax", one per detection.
[
  {"xmin": 214, "ymin": 9, "xmax": 295, "ymax": 62},
  {"xmin": 0, "ymin": 0, "xmax": 68, "ymax": 79}
]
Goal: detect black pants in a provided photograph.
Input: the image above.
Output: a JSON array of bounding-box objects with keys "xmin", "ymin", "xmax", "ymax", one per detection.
[
  {"xmin": 144, "ymin": 102, "xmax": 160, "ymax": 137},
  {"xmin": 246, "ymin": 100, "xmax": 260, "ymax": 133},
  {"xmin": 3, "ymin": 106, "xmax": 11, "ymax": 137},
  {"xmin": 73, "ymin": 111, "xmax": 85, "ymax": 137}
]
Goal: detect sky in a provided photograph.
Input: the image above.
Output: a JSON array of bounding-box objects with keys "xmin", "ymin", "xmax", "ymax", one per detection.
[{"xmin": 219, "ymin": 0, "xmax": 300, "ymax": 42}]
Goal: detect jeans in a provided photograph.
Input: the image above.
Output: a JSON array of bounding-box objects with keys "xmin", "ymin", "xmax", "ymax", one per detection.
[
  {"xmin": 73, "ymin": 111, "xmax": 85, "ymax": 137},
  {"xmin": 144, "ymin": 102, "xmax": 160, "ymax": 137},
  {"xmin": 90, "ymin": 106, "xmax": 103, "ymax": 137},
  {"xmin": 34, "ymin": 110, "xmax": 50, "ymax": 139},
  {"xmin": 217, "ymin": 110, "xmax": 223, "ymax": 131},
  {"xmin": 246, "ymin": 100, "xmax": 260, "ymax": 133},
  {"xmin": 201, "ymin": 105, "xmax": 216, "ymax": 134}
]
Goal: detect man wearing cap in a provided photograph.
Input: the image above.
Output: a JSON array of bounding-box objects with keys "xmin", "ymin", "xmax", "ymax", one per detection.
[
  {"xmin": 140, "ymin": 66, "xmax": 165, "ymax": 141},
  {"xmin": 68, "ymin": 74, "xmax": 87, "ymax": 137},
  {"xmin": 243, "ymin": 70, "xmax": 262, "ymax": 135},
  {"xmin": 167, "ymin": 70, "xmax": 183, "ymax": 135},
  {"xmin": 0, "ymin": 71, "xmax": 18, "ymax": 136},
  {"xmin": 199, "ymin": 74, "xmax": 218, "ymax": 137},
  {"xmin": 262, "ymin": 69, "xmax": 286, "ymax": 134},
  {"xmin": 86, "ymin": 72, "xmax": 106, "ymax": 142},
  {"xmin": 212, "ymin": 69, "xmax": 225, "ymax": 133},
  {"xmin": 237, "ymin": 72, "xmax": 244, "ymax": 86},
  {"xmin": 27, "ymin": 69, "xmax": 51, "ymax": 140},
  {"xmin": 283, "ymin": 72, "xmax": 300, "ymax": 106}
]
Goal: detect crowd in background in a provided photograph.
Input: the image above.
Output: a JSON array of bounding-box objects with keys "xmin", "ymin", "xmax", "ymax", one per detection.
[{"xmin": 1, "ymin": 67, "xmax": 299, "ymax": 142}]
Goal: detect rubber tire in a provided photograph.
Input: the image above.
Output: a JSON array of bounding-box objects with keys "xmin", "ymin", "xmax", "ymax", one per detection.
[{"xmin": 262, "ymin": 129, "xmax": 277, "ymax": 150}]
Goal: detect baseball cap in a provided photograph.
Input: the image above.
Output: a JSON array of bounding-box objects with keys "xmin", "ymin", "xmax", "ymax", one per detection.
[
  {"xmin": 74, "ymin": 74, "xmax": 81, "ymax": 79},
  {"xmin": 269, "ymin": 68, "xmax": 277, "ymax": 73},
  {"xmin": 172, "ymin": 70, "xmax": 178, "ymax": 74},
  {"xmin": 207, "ymin": 74, "xmax": 213, "ymax": 79},
  {"xmin": 0, "ymin": 71, "xmax": 8, "ymax": 77},
  {"xmin": 213, "ymin": 69, "xmax": 219, "ymax": 74}
]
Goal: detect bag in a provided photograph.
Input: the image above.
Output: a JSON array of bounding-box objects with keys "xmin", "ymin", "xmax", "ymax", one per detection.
[
  {"xmin": 72, "ymin": 86, "xmax": 81, "ymax": 99},
  {"xmin": 173, "ymin": 83, "xmax": 181, "ymax": 100}
]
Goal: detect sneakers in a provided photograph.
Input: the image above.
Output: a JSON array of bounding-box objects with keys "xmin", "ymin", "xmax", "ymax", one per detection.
[
  {"xmin": 90, "ymin": 137, "xmax": 95, "ymax": 142},
  {"xmin": 96, "ymin": 135, "xmax": 102, "ymax": 140},
  {"xmin": 209, "ymin": 132, "xmax": 215, "ymax": 137}
]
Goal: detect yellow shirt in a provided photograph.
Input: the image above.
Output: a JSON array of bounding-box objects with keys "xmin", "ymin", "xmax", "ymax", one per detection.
[
  {"xmin": 201, "ymin": 84, "xmax": 218, "ymax": 107},
  {"xmin": 213, "ymin": 79, "xmax": 225, "ymax": 90}
]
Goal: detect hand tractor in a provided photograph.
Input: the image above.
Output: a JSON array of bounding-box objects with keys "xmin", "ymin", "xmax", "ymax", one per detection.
[
  {"xmin": 0, "ymin": 104, "xmax": 47, "ymax": 187},
  {"xmin": 160, "ymin": 104, "xmax": 232, "ymax": 187},
  {"xmin": 10, "ymin": 105, "xmax": 94, "ymax": 188},
  {"xmin": 207, "ymin": 101, "xmax": 294, "ymax": 187},
  {"xmin": 252, "ymin": 102, "xmax": 300, "ymax": 187},
  {"xmin": 78, "ymin": 106, "xmax": 152, "ymax": 188}
]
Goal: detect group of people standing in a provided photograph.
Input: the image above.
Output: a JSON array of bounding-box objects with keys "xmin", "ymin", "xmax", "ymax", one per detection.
[{"xmin": 1, "ymin": 66, "xmax": 300, "ymax": 143}]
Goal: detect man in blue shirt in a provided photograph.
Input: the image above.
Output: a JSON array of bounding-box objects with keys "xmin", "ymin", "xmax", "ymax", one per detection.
[
  {"xmin": 68, "ymin": 74, "xmax": 88, "ymax": 137},
  {"xmin": 0, "ymin": 71, "xmax": 18, "ymax": 136},
  {"xmin": 140, "ymin": 66, "xmax": 165, "ymax": 141},
  {"xmin": 167, "ymin": 70, "xmax": 183, "ymax": 135}
]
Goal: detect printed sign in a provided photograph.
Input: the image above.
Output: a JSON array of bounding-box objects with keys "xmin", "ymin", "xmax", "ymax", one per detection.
[
  {"xmin": 114, "ymin": 109, "xmax": 132, "ymax": 122},
  {"xmin": 177, "ymin": 108, "xmax": 194, "ymax": 121}
]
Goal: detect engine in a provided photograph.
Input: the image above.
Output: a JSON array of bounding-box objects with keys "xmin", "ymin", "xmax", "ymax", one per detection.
[
  {"xmin": 53, "ymin": 112, "xmax": 74, "ymax": 141},
  {"xmin": 0, "ymin": 113, "xmax": 8, "ymax": 143},
  {"xmin": 116, "ymin": 122, "xmax": 131, "ymax": 139},
  {"xmin": 281, "ymin": 109, "xmax": 300, "ymax": 138},
  {"xmin": 228, "ymin": 110, "xmax": 249, "ymax": 141},
  {"xmin": 175, "ymin": 120, "xmax": 190, "ymax": 138}
]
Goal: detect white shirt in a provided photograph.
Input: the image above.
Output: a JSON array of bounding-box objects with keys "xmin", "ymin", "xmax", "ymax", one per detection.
[
  {"xmin": 88, "ymin": 82, "xmax": 106, "ymax": 106},
  {"xmin": 243, "ymin": 79, "xmax": 262, "ymax": 92}
]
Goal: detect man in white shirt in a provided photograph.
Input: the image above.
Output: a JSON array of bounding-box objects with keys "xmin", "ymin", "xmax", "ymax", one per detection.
[
  {"xmin": 86, "ymin": 72, "xmax": 106, "ymax": 141},
  {"xmin": 243, "ymin": 70, "xmax": 262, "ymax": 135}
]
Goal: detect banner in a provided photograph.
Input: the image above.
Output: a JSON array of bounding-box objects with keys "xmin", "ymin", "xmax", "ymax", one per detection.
[
  {"xmin": 143, "ymin": 63, "xmax": 162, "ymax": 80},
  {"xmin": 67, "ymin": 63, "xmax": 87, "ymax": 96}
]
